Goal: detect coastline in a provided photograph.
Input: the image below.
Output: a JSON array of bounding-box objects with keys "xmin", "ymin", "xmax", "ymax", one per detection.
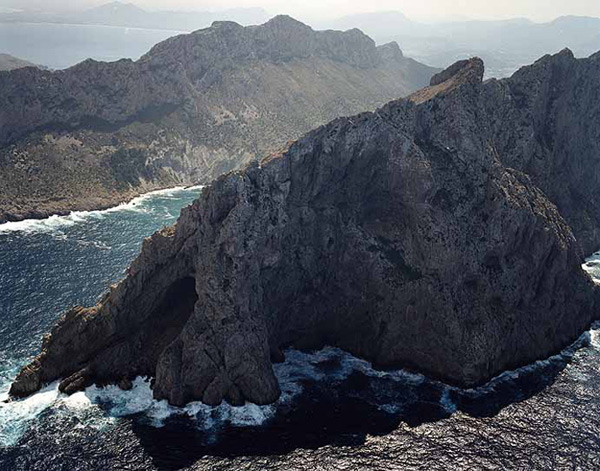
[{"xmin": 0, "ymin": 184, "xmax": 203, "ymax": 230}]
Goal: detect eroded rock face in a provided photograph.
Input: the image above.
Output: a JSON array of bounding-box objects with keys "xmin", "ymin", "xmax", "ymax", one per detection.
[
  {"xmin": 482, "ymin": 49, "xmax": 600, "ymax": 255},
  {"xmin": 0, "ymin": 15, "xmax": 438, "ymax": 223},
  {"xmin": 11, "ymin": 57, "xmax": 599, "ymax": 406}
]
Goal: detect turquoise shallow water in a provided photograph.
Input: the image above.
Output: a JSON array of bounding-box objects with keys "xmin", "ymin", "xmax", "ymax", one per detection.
[{"xmin": 1, "ymin": 187, "xmax": 600, "ymax": 470}]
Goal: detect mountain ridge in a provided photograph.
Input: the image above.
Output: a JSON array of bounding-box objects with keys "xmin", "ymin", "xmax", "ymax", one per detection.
[
  {"xmin": 0, "ymin": 53, "xmax": 42, "ymax": 71},
  {"xmin": 319, "ymin": 12, "xmax": 600, "ymax": 78},
  {"xmin": 0, "ymin": 16, "xmax": 438, "ymax": 225}
]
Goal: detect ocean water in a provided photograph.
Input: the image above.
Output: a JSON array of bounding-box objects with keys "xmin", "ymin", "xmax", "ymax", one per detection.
[
  {"xmin": 0, "ymin": 22, "xmax": 182, "ymax": 70},
  {"xmin": 0, "ymin": 189, "xmax": 600, "ymax": 470}
]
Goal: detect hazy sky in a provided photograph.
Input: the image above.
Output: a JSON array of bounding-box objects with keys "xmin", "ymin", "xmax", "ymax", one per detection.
[{"xmin": 3, "ymin": 0, "xmax": 600, "ymax": 22}]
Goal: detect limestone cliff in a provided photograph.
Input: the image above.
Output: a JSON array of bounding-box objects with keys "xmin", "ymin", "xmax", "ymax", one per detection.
[
  {"xmin": 0, "ymin": 15, "xmax": 437, "ymax": 223},
  {"xmin": 11, "ymin": 57, "xmax": 599, "ymax": 406},
  {"xmin": 482, "ymin": 49, "xmax": 600, "ymax": 255}
]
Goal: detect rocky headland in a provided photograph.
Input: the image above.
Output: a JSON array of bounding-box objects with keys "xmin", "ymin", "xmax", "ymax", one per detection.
[
  {"xmin": 11, "ymin": 53, "xmax": 600, "ymax": 406},
  {"xmin": 0, "ymin": 15, "xmax": 437, "ymax": 224},
  {"xmin": 483, "ymin": 48, "xmax": 600, "ymax": 255}
]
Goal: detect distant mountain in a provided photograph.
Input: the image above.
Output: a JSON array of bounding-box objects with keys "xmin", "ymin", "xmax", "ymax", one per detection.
[
  {"xmin": 0, "ymin": 3, "xmax": 271, "ymax": 72},
  {"xmin": 0, "ymin": 2, "xmax": 270, "ymax": 31},
  {"xmin": 0, "ymin": 53, "xmax": 41, "ymax": 71},
  {"xmin": 321, "ymin": 12, "xmax": 600, "ymax": 78},
  {"xmin": 0, "ymin": 16, "xmax": 438, "ymax": 223},
  {"xmin": 325, "ymin": 11, "xmax": 422, "ymax": 37},
  {"xmin": 78, "ymin": 1, "xmax": 148, "ymax": 25}
]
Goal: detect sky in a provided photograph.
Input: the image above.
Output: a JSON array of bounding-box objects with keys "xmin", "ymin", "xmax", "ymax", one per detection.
[{"xmin": 2, "ymin": 0, "xmax": 600, "ymax": 22}]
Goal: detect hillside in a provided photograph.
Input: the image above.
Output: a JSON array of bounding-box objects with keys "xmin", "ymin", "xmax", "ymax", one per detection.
[
  {"xmin": 0, "ymin": 16, "xmax": 438, "ymax": 223},
  {"xmin": 0, "ymin": 53, "xmax": 41, "ymax": 71}
]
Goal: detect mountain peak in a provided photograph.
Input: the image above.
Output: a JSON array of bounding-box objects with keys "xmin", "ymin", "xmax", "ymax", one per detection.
[
  {"xmin": 209, "ymin": 20, "xmax": 244, "ymax": 31},
  {"xmin": 528, "ymin": 47, "xmax": 577, "ymax": 71},
  {"xmin": 264, "ymin": 15, "xmax": 313, "ymax": 31},
  {"xmin": 377, "ymin": 41, "xmax": 404, "ymax": 61},
  {"xmin": 86, "ymin": 1, "xmax": 146, "ymax": 13},
  {"xmin": 557, "ymin": 47, "xmax": 575, "ymax": 58},
  {"xmin": 407, "ymin": 58, "xmax": 484, "ymax": 104},
  {"xmin": 430, "ymin": 58, "xmax": 484, "ymax": 87},
  {"xmin": 146, "ymin": 16, "xmax": 394, "ymax": 70}
]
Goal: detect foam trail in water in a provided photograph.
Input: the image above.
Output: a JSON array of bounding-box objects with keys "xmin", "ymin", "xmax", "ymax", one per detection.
[
  {"xmin": 0, "ymin": 185, "xmax": 204, "ymax": 234},
  {"xmin": 1, "ymin": 327, "xmax": 598, "ymax": 447},
  {"xmin": 0, "ymin": 382, "xmax": 60, "ymax": 447}
]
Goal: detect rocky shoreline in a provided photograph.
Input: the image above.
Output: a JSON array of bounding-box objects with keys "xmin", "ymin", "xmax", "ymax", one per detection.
[
  {"xmin": 0, "ymin": 182, "xmax": 194, "ymax": 226},
  {"xmin": 0, "ymin": 16, "xmax": 438, "ymax": 228},
  {"xmin": 11, "ymin": 55, "xmax": 600, "ymax": 406}
]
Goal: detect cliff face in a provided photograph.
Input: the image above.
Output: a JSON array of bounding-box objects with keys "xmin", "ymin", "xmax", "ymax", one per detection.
[
  {"xmin": 0, "ymin": 15, "xmax": 437, "ymax": 223},
  {"xmin": 11, "ymin": 57, "xmax": 599, "ymax": 406},
  {"xmin": 483, "ymin": 49, "xmax": 600, "ymax": 255}
]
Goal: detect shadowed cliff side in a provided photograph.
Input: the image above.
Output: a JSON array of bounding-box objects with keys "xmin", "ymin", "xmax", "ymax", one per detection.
[
  {"xmin": 0, "ymin": 15, "xmax": 438, "ymax": 224},
  {"xmin": 10, "ymin": 58, "xmax": 599, "ymax": 406},
  {"xmin": 482, "ymin": 48, "xmax": 600, "ymax": 255}
]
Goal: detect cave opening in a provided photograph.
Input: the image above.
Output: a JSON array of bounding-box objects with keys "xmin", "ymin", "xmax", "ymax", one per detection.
[
  {"xmin": 157, "ymin": 276, "xmax": 198, "ymax": 324},
  {"xmin": 144, "ymin": 276, "xmax": 199, "ymax": 360}
]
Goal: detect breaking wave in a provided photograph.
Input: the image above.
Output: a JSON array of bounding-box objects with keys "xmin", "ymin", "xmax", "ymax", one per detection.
[
  {"xmin": 2, "ymin": 325, "xmax": 598, "ymax": 449},
  {"xmin": 1, "ymin": 188, "xmax": 599, "ymax": 462},
  {"xmin": 0, "ymin": 186, "xmax": 204, "ymax": 235},
  {"xmin": 583, "ymin": 251, "xmax": 600, "ymax": 284}
]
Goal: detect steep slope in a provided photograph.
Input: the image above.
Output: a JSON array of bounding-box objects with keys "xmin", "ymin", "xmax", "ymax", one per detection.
[
  {"xmin": 11, "ymin": 58, "xmax": 598, "ymax": 406},
  {"xmin": 0, "ymin": 15, "xmax": 437, "ymax": 223},
  {"xmin": 483, "ymin": 49, "xmax": 600, "ymax": 254},
  {"xmin": 0, "ymin": 53, "xmax": 41, "ymax": 71}
]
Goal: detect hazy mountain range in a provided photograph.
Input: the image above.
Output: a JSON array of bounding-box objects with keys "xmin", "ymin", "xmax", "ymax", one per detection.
[
  {"xmin": 2, "ymin": 2, "xmax": 599, "ymax": 77},
  {"xmin": 0, "ymin": 2, "xmax": 269, "ymax": 31},
  {"xmin": 320, "ymin": 12, "xmax": 600, "ymax": 77}
]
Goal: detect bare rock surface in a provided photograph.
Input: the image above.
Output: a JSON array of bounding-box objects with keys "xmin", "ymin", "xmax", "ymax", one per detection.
[
  {"xmin": 11, "ymin": 57, "xmax": 599, "ymax": 406},
  {"xmin": 0, "ymin": 15, "xmax": 437, "ymax": 223},
  {"xmin": 482, "ymin": 48, "xmax": 600, "ymax": 255}
]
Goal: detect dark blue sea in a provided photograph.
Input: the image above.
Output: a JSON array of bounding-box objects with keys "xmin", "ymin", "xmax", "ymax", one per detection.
[{"xmin": 1, "ymin": 187, "xmax": 600, "ymax": 470}]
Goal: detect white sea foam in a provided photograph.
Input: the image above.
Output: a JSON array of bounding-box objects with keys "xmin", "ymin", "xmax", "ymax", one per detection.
[
  {"xmin": 0, "ymin": 348, "xmax": 346, "ymax": 446},
  {"xmin": 0, "ymin": 185, "xmax": 204, "ymax": 235},
  {"xmin": 2, "ymin": 324, "xmax": 599, "ymax": 448},
  {"xmin": 0, "ymin": 382, "xmax": 60, "ymax": 447},
  {"xmin": 583, "ymin": 251, "xmax": 600, "ymax": 284}
]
